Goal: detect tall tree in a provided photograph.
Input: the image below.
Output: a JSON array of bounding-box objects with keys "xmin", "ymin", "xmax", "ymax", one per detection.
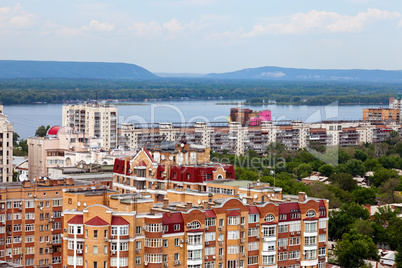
[{"xmin": 35, "ymin": 125, "xmax": 50, "ymax": 137}]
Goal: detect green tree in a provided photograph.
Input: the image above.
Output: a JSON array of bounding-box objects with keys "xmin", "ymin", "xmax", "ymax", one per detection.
[
  {"xmin": 396, "ymin": 247, "xmax": 402, "ymax": 268},
  {"xmin": 338, "ymin": 148, "xmax": 351, "ymax": 164},
  {"xmin": 352, "ymin": 187, "xmax": 376, "ymax": 205},
  {"xmin": 335, "ymin": 229, "xmax": 379, "ymax": 268},
  {"xmin": 330, "ymin": 173, "xmax": 357, "ymax": 192},
  {"xmin": 378, "ymin": 178, "xmax": 402, "ymax": 204},
  {"xmin": 329, "ymin": 202, "xmax": 369, "ymax": 240},
  {"xmin": 371, "ymin": 168, "xmax": 399, "ymax": 188},
  {"xmin": 35, "ymin": 125, "xmax": 50, "ymax": 137},
  {"xmin": 294, "ymin": 163, "xmax": 312, "ymax": 179},
  {"xmin": 364, "ymin": 158, "xmax": 382, "ymax": 172},
  {"xmin": 354, "ymin": 149, "xmax": 368, "ymax": 162},
  {"xmin": 346, "ymin": 159, "xmax": 366, "ymax": 177},
  {"xmin": 318, "ymin": 164, "xmax": 335, "ymax": 177}
]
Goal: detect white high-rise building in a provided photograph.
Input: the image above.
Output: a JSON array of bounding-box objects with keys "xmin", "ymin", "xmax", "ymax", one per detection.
[
  {"xmin": 62, "ymin": 102, "xmax": 117, "ymax": 150},
  {"xmin": 0, "ymin": 105, "xmax": 14, "ymax": 182}
]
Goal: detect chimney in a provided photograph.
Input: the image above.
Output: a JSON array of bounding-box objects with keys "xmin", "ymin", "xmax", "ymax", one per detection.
[
  {"xmin": 245, "ymin": 196, "xmax": 253, "ymax": 205},
  {"xmin": 163, "ymin": 198, "xmax": 169, "ymax": 209},
  {"xmin": 202, "ymin": 201, "xmax": 210, "ymax": 210},
  {"xmin": 298, "ymin": 192, "xmax": 307, "ymax": 202},
  {"xmin": 22, "ymin": 181, "xmax": 32, "ymax": 188},
  {"xmin": 186, "ymin": 201, "xmax": 193, "ymax": 210}
]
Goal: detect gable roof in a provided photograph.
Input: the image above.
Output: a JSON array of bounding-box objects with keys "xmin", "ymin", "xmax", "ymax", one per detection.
[
  {"xmin": 136, "ymin": 160, "xmax": 147, "ymax": 167},
  {"xmin": 228, "ymin": 210, "xmax": 240, "ymax": 217},
  {"xmin": 162, "ymin": 212, "xmax": 184, "ymax": 224},
  {"xmin": 85, "ymin": 216, "xmax": 109, "ymax": 226},
  {"xmin": 249, "ymin": 206, "xmax": 260, "ymax": 214},
  {"xmin": 67, "ymin": 215, "xmax": 83, "ymax": 224},
  {"xmin": 205, "ymin": 210, "xmax": 216, "ymax": 218},
  {"xmin": 111, "ymin": 216, "xmax": 130, "ymax": 226}
]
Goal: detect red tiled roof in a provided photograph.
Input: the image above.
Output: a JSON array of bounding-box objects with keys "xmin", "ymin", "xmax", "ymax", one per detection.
[
  {"xmin": 228, "ymin": 210, "xmax": 240, "ymax": 217},
  {"xmin": 143, "ymin": 147, "xmax": 155, "ymax": 162},
  {"xmin": 279, "ymin": 203, "xmax": 300, "ymax": 214},
  {"xmin": 67, "ymin": 215, "xmax": 83, "ymax": 224},
  {"xmin": 47, "ymin": 126, "xmax": 61, "ymax": 136},
  {"xmin": 85, "ymin": 216, "xmax": 109, "ymax": 226},
  {"xmin": 162, "ymin": 213, "xmax": 183, "ymax": 224},
  {"xmin": 136, "ymin": 160, "xmax": 147, "ymax": 167},
  {"xmin": 111, "ymin": 216, "xmax": 130, "ymax": 226},
  {"xmin": 205, "ymin": 210, "xmax": 216, "ymax": 218},
  {"xmin": 249, "ymin": 206, "xmax": 260, "ymax": 214}
]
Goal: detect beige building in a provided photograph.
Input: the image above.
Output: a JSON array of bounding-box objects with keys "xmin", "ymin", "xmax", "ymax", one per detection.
[
  {"xmin": 62, "ymin": 102, "xmax": 117, "ymax": 150},
  {"xmin": 0, "ymin": 105, "xmax": 14, "ymax": 182},
  {"xmin": 28, "ymin": 126, "xmax": 103, "ymax": 180}
]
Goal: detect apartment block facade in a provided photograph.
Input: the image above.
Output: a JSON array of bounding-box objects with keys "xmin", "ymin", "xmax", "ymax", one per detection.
[
  {"xmin": 0, "ymin": 177, "xmax": 97, "ymax": 268},
  {"xmin": 64, "ymin": 183, "xmax": 329, "ymax": 268},
  {"xmin": 119, "ymin": 120, "xmax": 402, "ymax": 155},
  {"xmin": 0, "ymin": 105, "xmax": 14, "ymax": 183},
  {"xmin": 62, "ymin": 102, "xmax": 117, "ymax": 150}
]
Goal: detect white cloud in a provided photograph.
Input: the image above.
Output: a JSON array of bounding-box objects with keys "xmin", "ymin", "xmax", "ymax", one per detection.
[
  {"xmin": 163, "ymin": 18, "xmax": 184, "ymax": 34},
  {"xmin": 82, "ymin": 20, "xmax": 115, "ymax": 32},
  {"xmin": 128, "ymin": 21, "xmax": 163, "ymax": 36},
  {"xmin": 0, "ymin": 3, "xmax": 35, "ymax": 29},
  {"xmin": 242, "ymin": 8, "xmax": 400, "ymax": 37}
]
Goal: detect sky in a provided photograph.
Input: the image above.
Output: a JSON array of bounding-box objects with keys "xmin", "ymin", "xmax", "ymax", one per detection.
[{"xmin": 1, "ymin": 0, "xmax": 402, "ymax": 73}]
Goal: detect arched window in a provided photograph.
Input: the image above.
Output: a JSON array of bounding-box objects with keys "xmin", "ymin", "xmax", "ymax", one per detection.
[
  {"xmin": 264, "ymin": 214, "xmax": 275, "ymax": 222},
  {"xmin": 187, "ymin": 221, "xmax": 201, "ymax": 229},
  {"xmin": 306, "ymin": 210, "xmax": 316, "ymax": 218}
]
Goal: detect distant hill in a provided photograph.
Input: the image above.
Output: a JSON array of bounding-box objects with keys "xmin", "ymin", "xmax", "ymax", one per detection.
[
  {"xmin": 0, "ymin": 60, "xmax": 157, "ymax": 79},
  {"xmin": 205, "ymin": 66, "xmax": 402, "ymax": 82}
]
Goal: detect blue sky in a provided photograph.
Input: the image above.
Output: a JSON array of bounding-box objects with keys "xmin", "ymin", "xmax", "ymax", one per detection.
[{"xmin": 1, "ymin": 0, "xmax": 402, "ymax": 73}]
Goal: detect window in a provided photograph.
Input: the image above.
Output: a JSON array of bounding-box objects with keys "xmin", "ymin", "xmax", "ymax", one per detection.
[
  {"xmin": 305, "ymin": 249, "xmax": 316, "ymax": 260},
  {"xmin": 305, "ymin": 222, "xmax": 317, "ymax": 233},
  {"xmin": 279, "ymin": 214, "xmax": 287, "ymax": 220},
  {"xmin": 264, "ymin": 214, "xmax": 275, "ymax": 222},
  {"xmin": 52, "ymin": 211, "xmax": 62, "ymax": 218},
  {"xmin": 290, "ymin": 237, "xmax": 300, "ymax": 245},
  {"xmin": 205, "ymin": 232, "xmax": 216, "ymax": 242},
  {"xmin": 205, "ymin": 262, "xmax": 215, "ymax": 268},
  {"xmin": 249, "ymin": 214, "xmax": 259, "ymax": 223},
  {"xmin": 219, "ymin": 219, "xmax": 224, "ymax": 227},
  {"xmin": 278, "ymin": 238, "xmax": 288, "ymax": 247},
  {"xmin": 145, "ymin": 238, "xmax": 162, "ymax": 248},
  {"xmin": 248, "ymin": 228, "xmax": 258, "ymax": 237},
  {"xmin": 205, "ymin": 218, "xmax": 216, "ymax": 227},
  {"xmin": 218, "ymin": 233, "xmax": 224, "ymax": 241},
  {"xmin": 53, "ymin": 222, "xmax": 62, "ymax": 230},
  {"xmin": 93, "ymin": 246, "xmax": 98, "ymax": 255},
  {"xmin": 228, "ymin": 216, "xmax": 240, "ymax": 225},
  {"xmin": 248, "ymin": 242, "xmax": 259, "ymax": 251},
  {"xmin": 163, "ymin": 240, "xmax": 168, "ymax": 247},
  {"xmin": 289, "ymin": 250, "xmax": 300, "ymax": 260},
  {"xmin": 188, "ymin": 235, "xmax": 202, "ymax": 245},
  {"xmin": 136, "ymin": 241, "xmax": 141, "ymax": 250},
  {"xmin": 13, "ymin": 224, "xmax": 21, "ymax": 232},
  {"xmin": 52, "ymin": 199, "xmax": 62, "ymax": 207},
  {"xmin": 174, "ymin": 224, "xmax": 180, "ymax": 231},
  {"xmin": 25, "ymin": 236, "xmax": 34, "ymax": 243},
  {"xmin": 136, "ymin": 226, "xmax": 141, "ymax": 234},
  {"xmin": 278, "ymin": 252, "xmax": 288, "ymax": 261},
  {"xmin": 188, "ymin": 249, "xmax": 202, "ymax": 260},
  {"xmin": 25, "ymin": 247, "xmax": 35, "ymax": 254},
  {"xmin": 94, "ymin": 230, "xmax": 98, "ymax": 238},
  {"xmin": 25, "ymin": 213, "xmax": 34, "ymax": 220},
  {"xmin": 305, "ymin": 236, "xmax": 316, "ymax": 246},
  {"xmin": 174, "ymin": 253, "xmax": 180, "ymax": 261},
  {"xmin": 144, "ymin": 254, "xmax": 163, "ymax": 263},
  {"xmin": 263, "ymin": 226, "xmax": 276, "ymax": 237},
  {"xmin": 262, "ymin": 255, "xmax": 274, "ymax": 265},
  {"xmin": 289, "ymin": 222, "xmax": 301, "ymax": 232},
  {"xmin": 319, "ymin": 220, "xmax": 326, "ymax": 229},
  {"xmin": 319, "ymin": 234, "xmax": 326, "ymax": 242},
  {"xmin": 188, "ymin": 221, "xmax": 201, "ymax": 229},
  {"xmin": 136, "ymin": 257, "xmax": 141, "ymax": 265},
  {"xmin": 13, "ymin": 214, "xmax": 21, "ymax": 220},
  {"xmin": 25, "ymin": 224, "xmax": 34, "ymax": 232},
  {"xmin": 319, "ymin": 247, "xmax": 326, "ymax": 256},
  {"xmin": 306, "ymin": 210, "xmax": 316, "ymax": 218},
  {"xmin": 25, "ymin": 259, "xmax": 34, "ymax": 266},
  {"xmin": 205, "ymin": 247, "xmax": 215, "ymax": 255},
  {"xmin": 278, "ymin": 224, "xmax": 288, "ymax": 233},
  {"xmin": 248, "ymin": 256, "xmax": 259, "ymax": 265},
  {"xmin": 111, "ymin": 257, "xmax": 129, "ymax": 266},
  {"xmin": 163, "ymin": 254, "xmax": 168, "ymax": 263},
  {"xmin": 227, "ymin": 246, "xmax": 239, "ymax": 254},
  {"xmin": 227, "ymin": 231, "xmax": 239, "ymax": 240}
]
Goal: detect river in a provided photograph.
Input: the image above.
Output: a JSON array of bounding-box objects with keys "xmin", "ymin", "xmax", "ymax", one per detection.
[{"xmin": 3, "ymin": 100, "xmax": 383, "ymax": 139}]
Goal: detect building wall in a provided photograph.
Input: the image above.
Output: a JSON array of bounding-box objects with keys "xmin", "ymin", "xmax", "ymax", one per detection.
[{"xmin": 0, "ymin": 106, "xmax": 14, "ymax": 182}]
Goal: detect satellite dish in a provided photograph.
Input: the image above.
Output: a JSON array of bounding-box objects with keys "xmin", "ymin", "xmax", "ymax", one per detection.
[
  {"xmin": 77, "ymin": 202, "xmax": 81, "ymax": 206},
  {"xmin": 18, "ymin": 174, "xmax": 28, "ymax": 182},
  {"xmin": 169, "ymin": 156, "xmax": 173, "ymax": 160},
  {"xmin": 254, "ymin": 194, "xmax": 258, "ymax": 199},
  {"xmin": 161, "ymin": 155, "xmax": 165, "ymax": 160},
  {"xmin": 83, "ymin": 203, "xmax": 87, "ymax": 207},
  {"xmin": 242, "ymin": 198, "xmax": 247, "ymax": 205},
  {"xmin": 198, "ymin": 199, "xmax": 201, "ymax": 205},
  {"xmin": 239, "ymin": 193, "xmax": 244, "ymax": 198},
  {"xmin": 181, "ymin": 143, "xmax": 184, "ymax": 147}
]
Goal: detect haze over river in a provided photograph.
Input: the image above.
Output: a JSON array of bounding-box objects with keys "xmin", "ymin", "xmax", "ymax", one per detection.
[{"xmin": 4, "ymin": 100, "xmax": 382, "ymax": 139}]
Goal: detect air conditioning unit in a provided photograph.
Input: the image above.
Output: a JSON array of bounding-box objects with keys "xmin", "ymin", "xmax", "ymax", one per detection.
[
  {"xmin": 296, "ymin": 231, "xmax": 300, "ymax": 235},
  {"xmin": 218, "ymin": 227, "xmax": 222, "ymax": 231},
  {"xmin": 205, "ymin": 256, "xmax": 208, "ymax": 260},
  {"xmin": 240, "ymin": 239, "xmax": 245, "ymax": 243},
  {"xmin": 283, "ymin": 246, "xmax": 287, "ymax": 250},
  {"xmin": 144, "ymin": 261, "xmax": 148, "ymax": 266},
  {"xmin": 205, "ymin": 226, "xmax": 209, "ymax": 230},
  {"xmin": 174, "ymin": 260, "xmax": 181, "ymax": 266},
  {"xmin": 77, "ymin": 250, "xmax": 82, "ymax": 254},
  {"xmin": 256, "ymin": 236, "xmax": 260, "ymax": 240},
  {"xmin": 164, "ymin": 263, "xmax": 168, "ymax": 267},
  {"xmin": 185, "ymin": 239, "xmax": 189, "ymax": 243},
  {"xmin": 205, "ymin": 241, "xmax": 209, "ymax": 245},
  {"xmin": 242, "ymin": 253, "xmax": 246, "ymax": 257},
  {"xmin": 180, "ymin": 239, "xmax": 184, "ymax": 243},
  {"xmin": 136, "ymin": 249, "xmax": 140, "ymax": 253},
  {"xmin": 256, "ymin": 224, "xmax": 259, "ymax": 227},
  {"xmin": 241, "ymin": 224, "xmax": 245, "ymax": 228},
  {"xmin": 291, "ymin": 232, "xmax": 295, "ymax": 235},
  {"xmin": 219, "ymin": 255, "xmax": 223, "ymax": 260},
  {"xmin": 324, "ymin": 242, "xmax": 327, "ymax": 245},
  {"xmin": 212, "ymin": 256, "xmax": 216, "ymax": 259},
  {"xmin": 111, "ymin": 235, "xmax": 115, "ymax": 239},
  {"xmin": 219, "ymin": 241, "xmax": 223, "ymax": 246},
  {"xmin": 111, "ymin": 250, "xmax": 116, "ymax": 255},
  {"xmin": 142, "ymin": 227, "xmax": 146, "ymax": 230},
  {"xmin": 63, "ymin": 228, "xmax": 67, "ymax": 232}
]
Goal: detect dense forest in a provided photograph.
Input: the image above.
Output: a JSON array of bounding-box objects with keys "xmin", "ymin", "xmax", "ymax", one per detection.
[{"xmin": 0, "ymin": 78, "xmax": 400, "ymax": 105}]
